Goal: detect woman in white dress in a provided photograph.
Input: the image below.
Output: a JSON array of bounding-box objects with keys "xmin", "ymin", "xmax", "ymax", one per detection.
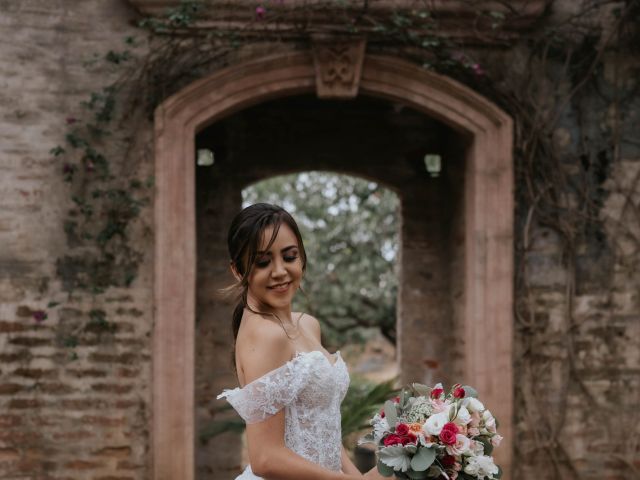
[{"xmin": 217, "ymin": 203, "xmax": 383, "ymax": 480}]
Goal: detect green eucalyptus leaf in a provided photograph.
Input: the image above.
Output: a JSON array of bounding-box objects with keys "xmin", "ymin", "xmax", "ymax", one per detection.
[
  {"xmin": 462, "ymin": 385, "xmax": 478, "ymax": 398},
  {"xmin": 409, "ymin": 447, "xmax": 435, "ymax": 472},
  {"xmin": 377, "ymin": 460, "xmax": 394, "ymax": 477},
  {"xmin": 411, "ymin": 383, "xmax": 432, "ymax": 397},
  {"xmin": 384, "ymin": 400, "xmax": 398, "ymax": 428},
  {"xmin": 406, "ymin": 468, "xmax": 428, "ymax": 479},
  {"xmin": 404, "ymin": 444, "xmax": 417, "ymax": 454}
]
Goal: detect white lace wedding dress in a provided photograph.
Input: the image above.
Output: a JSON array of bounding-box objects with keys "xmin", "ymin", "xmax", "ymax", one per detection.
[{"xmin": 217, "ymin": 350, "xmax": 350, "ymax": 479}]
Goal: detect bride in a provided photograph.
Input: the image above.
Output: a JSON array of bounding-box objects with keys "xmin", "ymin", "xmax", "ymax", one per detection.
[{"xmin": 217, "ymin": 203, "xmax": 383, "ymax": 480}]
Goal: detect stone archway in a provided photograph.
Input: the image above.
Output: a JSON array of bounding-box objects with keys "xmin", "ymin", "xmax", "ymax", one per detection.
[{"xmin": 153, "ymin": 52, "xmax": 513, "ymax": 479}]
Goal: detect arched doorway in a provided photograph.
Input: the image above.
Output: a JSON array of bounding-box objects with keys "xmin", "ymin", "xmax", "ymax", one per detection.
[{"xmin": 153, "ymin": 52, "xmax": 513, "ymax": 479}]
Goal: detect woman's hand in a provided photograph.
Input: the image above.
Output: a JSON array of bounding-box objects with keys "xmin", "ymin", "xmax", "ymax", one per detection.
[{"xmin": 363, "ymin": 466, "xmax": 387, "ymax": 479}]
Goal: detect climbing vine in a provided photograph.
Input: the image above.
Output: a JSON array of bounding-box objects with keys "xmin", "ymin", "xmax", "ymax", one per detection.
[{"xmin": 42, "ymin": 0, "xmax": 640, "ymax": 476}]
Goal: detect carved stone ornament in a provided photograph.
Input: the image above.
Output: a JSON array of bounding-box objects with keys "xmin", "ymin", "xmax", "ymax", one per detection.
[{"xmin": 311, "ymin": 36, "xmax": 366, "ymax": 99}]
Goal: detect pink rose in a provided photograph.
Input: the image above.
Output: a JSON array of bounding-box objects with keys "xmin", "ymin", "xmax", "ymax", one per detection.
[
  {"xmin": 454, "ymin": 387, "xmax": 466, "ymax": 398},
  {"xmin": 440, "ymin": 428, "xmax": 457, "ymax": 446},
  {"xmin": 491, "ymin": 434, "xmax": 503, "ymax": 447},
  {"xmin": 446, "ymin": 434, "xmax": 472, "ymax": 456},
  {"xmin": 431, "ymin": 388, "xmax": 444, "ymax": 398},
  {"xmin": 441, "ymin": 422, "xmax": 459, "ymax": 435}
]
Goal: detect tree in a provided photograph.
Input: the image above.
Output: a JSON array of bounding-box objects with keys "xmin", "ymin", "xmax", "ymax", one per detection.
[{"xmin": 243, "ymin": 171, "xmax": 399, "ymax": 348}]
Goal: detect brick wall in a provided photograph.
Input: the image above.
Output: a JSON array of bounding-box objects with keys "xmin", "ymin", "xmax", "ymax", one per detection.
[
  {"xmin": 0, "ymin": 1, "xmax": 153, "ymax": 478},
  {"xmin": 1, "ymin": 1, "xmax": 639, "ymax": 479}
]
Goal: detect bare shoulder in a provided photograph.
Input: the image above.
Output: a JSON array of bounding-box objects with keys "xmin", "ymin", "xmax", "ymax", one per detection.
[
  {"xmin": 295, "ymin": 312, "xmax": 322, "ymax": 342},
  {"xmin": 236, "ymin": 312, "xmax": 294, "ymax": 385}
]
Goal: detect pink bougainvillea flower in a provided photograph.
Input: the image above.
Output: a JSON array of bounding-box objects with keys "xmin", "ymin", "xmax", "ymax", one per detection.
[
  {"xmin": 66, "ymin": 117, "xmax": 77, "ymax": 124},
  {"xmin": 32, "ymin": 310, "xmax": 47, "ymax": 322},
  {"xmin": 255, "ymin": 5, "xmax": 266, "ymax": 20},
  {"xmin": 471, "ymin": 63, "xmax": 485, "ymax": 76}
]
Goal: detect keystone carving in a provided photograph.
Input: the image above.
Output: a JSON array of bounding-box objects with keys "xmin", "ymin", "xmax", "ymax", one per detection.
[{"xmin": 311, "ymin": 36, "xmax": 366, "ymax": 99}]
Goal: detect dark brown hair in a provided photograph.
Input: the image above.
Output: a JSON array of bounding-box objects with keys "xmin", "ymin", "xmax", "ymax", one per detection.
[{"xmin": 225, "ymin": 203, "xmax": 307, "ymax": 363}]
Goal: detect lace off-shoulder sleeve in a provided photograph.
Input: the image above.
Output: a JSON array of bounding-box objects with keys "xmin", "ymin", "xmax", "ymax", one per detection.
[{"xmin": 216, "ymin": 357, "xmax": 309, "ymax": 424}]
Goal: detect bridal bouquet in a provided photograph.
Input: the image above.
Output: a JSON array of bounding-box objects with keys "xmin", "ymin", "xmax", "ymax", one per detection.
[{"xmin": 359, "ymin": 383, "xmax": 502, "ymax": 480}]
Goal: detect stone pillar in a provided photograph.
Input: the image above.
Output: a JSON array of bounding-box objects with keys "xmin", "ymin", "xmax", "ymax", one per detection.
[
  {"xmin": 398, "ymin": 177, "xmax": 453, "ymax": 386},
  {"xmin": 195, "ymin": 162, "xmax": 243, "ymax": 480}
]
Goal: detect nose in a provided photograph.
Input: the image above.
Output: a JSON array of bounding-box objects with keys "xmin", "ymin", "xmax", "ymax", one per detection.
[{"xmin": 271, "ymin": 257, "xmax": 287, "ymax": 278}]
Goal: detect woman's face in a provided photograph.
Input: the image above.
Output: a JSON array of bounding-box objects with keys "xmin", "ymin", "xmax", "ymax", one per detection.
[{"xmin": 246, "ymin": 223, "xmax": 303, "ymax": 313}]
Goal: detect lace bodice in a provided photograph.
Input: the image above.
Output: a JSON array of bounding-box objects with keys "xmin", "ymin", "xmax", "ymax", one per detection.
[{"xmin": 217, "ymin": 350, "xmax": 350, "ymax": 472}]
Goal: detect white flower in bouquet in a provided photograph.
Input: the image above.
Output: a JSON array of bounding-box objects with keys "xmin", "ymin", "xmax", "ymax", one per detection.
[
  {"xmin": 490, "ymin": 434, "xmax": 503, "ymax": 447},
  {"xmin": 464, "ymin": 397, "xmax": 485, "ymax": 413},
  {"xmin": 372, "ymin": 414, "xmax": 390, "ymax": 442},
  {"xmin": 469, "ymin": 439, "xmax": 485, "ymax": 456},
  {"xmin": 452, "ymin": 405, "xmax": 472, "ymax": 426},
  {"xmin": 423, "ymin": 411, "xmax": 450, "ymax": 435},
  {"xmin": 482, "ymin": 410, "xmax": 497, "ymax": 433},
  {"xmin": 404, "ymin": 396, "xmax": 433, "ymax": 423},
  {"xmin": 463, "ymin": 455, "xmax": 499, "ymax": 479}
]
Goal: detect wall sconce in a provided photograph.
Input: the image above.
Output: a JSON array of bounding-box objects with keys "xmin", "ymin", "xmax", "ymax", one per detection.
[
  {"xmin": 197, "ymin": 148, "xmax": 214, "ymax": 166},
  {"xmin": 424, "ymin": 154, "xmax": 441, "ymax": 177}
]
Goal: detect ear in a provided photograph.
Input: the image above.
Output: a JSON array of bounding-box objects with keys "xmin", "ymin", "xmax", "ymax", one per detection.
[{"xmin": 229, "ymin": 261, "xmax": 243, "ymax": 282}]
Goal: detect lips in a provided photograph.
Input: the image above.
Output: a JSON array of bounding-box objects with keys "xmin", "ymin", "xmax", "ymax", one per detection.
[{"xmin": 268, "ymin": 281, "xmax": 291, "ymax": 292}]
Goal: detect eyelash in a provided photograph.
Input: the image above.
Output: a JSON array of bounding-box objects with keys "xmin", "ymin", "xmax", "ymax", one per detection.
[{"xmin": 255, "ymin": 254, "xmax": 298, "ymax": 268}]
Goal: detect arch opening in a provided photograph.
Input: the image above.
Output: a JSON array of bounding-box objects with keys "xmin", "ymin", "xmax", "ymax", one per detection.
[{"xmin": 153, "ymin": 53, "xmax": 513, "ymax": 480}]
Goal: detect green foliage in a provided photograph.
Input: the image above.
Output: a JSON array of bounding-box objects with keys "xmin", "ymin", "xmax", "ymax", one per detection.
[
  {"xmin": 87, "ymin": 309, "xmax": 117, "ymax": 334},
  {"xmin": 105, "ymin": 49, "xmax": 132, "ymax": 65},
  {"xmin": 243, "ymin": 172, "xmax": 399, "ymax": 347},
  {"xmin": 340, "ymin": 376, "xmax": 398, "ymax": 438},
  {"xmin": 138, "ymin": 0, "xmax": 204, "ymax": 32}
]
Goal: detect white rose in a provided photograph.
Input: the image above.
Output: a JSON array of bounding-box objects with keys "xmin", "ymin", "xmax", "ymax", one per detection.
[
  {"xmin": 482, "ymin": 410, "xmax": 497, "ymax": 433},
  {"xmin": 463, "ymin": 455, "xmax": 499, "ymax": 479},
  {"xmin": 453, "ymin": 405, "xmax": 471, "ymax": 425},
  {"xmin": 423, "ymin": 412, "xmax": 450, "ymax": 436},
  {"xmin": 465, "ymin": 397, "xmax": 485, "ymax": 413}
]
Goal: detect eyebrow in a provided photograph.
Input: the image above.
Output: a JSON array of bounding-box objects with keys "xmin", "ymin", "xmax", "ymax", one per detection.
[{"xmin": 257, "ymin": 245, "xmax": 298, "ymax": 255}]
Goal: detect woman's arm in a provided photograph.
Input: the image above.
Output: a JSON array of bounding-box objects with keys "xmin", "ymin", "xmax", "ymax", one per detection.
[
  {"xmin": 340, "ymin": 446, "xmax": 362, "ymax": 476},
  {"xmin": 247, "ymin": 411, "xmax": 360, "ymax": 480}
]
